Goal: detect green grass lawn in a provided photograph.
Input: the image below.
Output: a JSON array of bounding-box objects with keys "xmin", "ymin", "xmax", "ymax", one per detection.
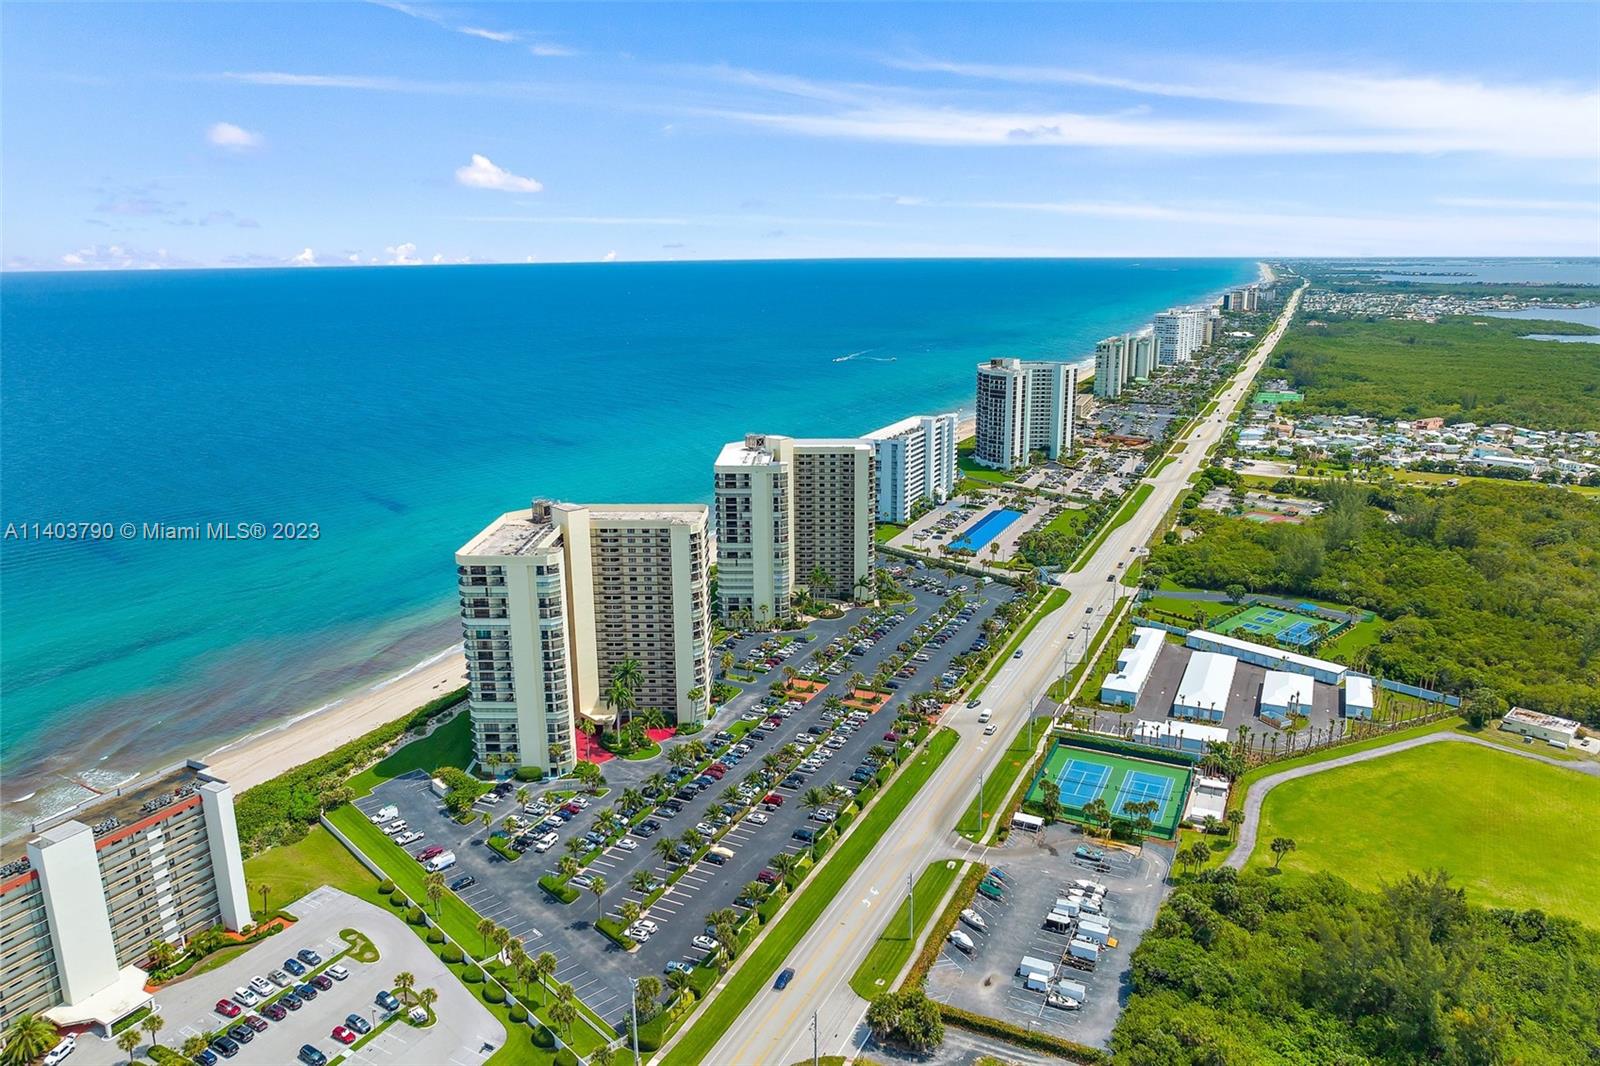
[
  {"xmin": 1038, "ymin": 508, "xmax": 1089, "ymax": 538},
  {"xmin": 1246, "ymin": 741, "xmax": 1600, "ymax": 925},
  {"xmin": 348, "ymin": 711, "xmax": 474, "ymax": 798},
  {"xmin": 848, "ymin": 860, "xmax": 965, "ymax": 998},
  {"xmin": 1323, "ymin": 615, "xmax": 1384, "ymax": 660},
  {"xmin": 663, "ymin": 729, "xmax": 960, "ymax": 1065},
  {"xmin": 957, "ymin": 715, "xmax": 1051, "ymax": 841},
  {"xmin": 1070, "ymin": 483, "xmax": 1153, "ymax": 571},
  {"xmin": 245, "ymin": 825, "xmax": 381, "ymax": 910},
  {"xmin": 874, "ymin": 522, "xmax": 907, "ymax": 544},
  {"xmin": 1138, "ymin": 594, "xmax": 1232, "ymax": 626}
]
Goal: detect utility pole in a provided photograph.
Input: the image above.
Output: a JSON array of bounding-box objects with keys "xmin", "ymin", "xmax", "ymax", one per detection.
[
  {"xmin": 811, "ymin": 1010, "xmax": 819, "ymax": 1066},
  {"xmin": 907, "ymin": 871, "xmax": 915, "ymax": 942},
  {"xmin": 629, "ymin": 976, "xmax": 639, "ymax": 1066}
]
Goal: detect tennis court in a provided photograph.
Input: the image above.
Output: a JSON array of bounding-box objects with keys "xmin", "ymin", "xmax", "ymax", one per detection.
[
  {"xmin": 1026, "ymin": 741, "xmax": 1192, "ymax": 839},
  {"xmin": 1214, "ymin": 603, "xmax": 1333, "ymax": 647}
]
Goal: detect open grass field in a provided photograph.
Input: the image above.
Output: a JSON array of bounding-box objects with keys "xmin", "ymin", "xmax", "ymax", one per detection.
[
  {"xmin": 848, "ymin": 860, "xmax": 965, "ymax": 998},
  {"xmin": 1038, "ymin": 508, "xmax": 1090, "ymax": 538},
  {"xmin": 347, "ymin": 710, "xmax": 473, "ymax": 798},
  {"xmin": 244, "ymin": 824, "xmax": 381, "ymax": 910},
  {"xmin": 1246, "ymin": 742, "xmax": 1600, "ymax": 926}
]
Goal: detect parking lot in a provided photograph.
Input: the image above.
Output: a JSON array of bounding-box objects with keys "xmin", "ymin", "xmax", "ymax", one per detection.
[
  {"xmin": 356, "ymin": 575, "xmax": 1016, "ymax": 1028},
  {"xmin": 925, "ymin": 825, "xmax": 1173, "ymax": 1049},
  {"xmin": 75, "ymin": 887, "xmax": 500, "ymax": 1066}
]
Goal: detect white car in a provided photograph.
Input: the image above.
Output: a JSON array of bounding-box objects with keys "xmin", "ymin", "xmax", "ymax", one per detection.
[
  {"xmin": 626, "ymin": 926, "xmax": 653, "ymax": 942},
  {"xmin": 326, "ymin": 964, "xmax": 350, "ymax": 981},
  {"xmin": 615, "ymin": 838, "xmax": 638, "ymax": 851},
  {"xmin": 983, "ymin": 724, "xmax": 997, "ymax": 735},
  {"xmin": 746, "ymin": 811, "xmax": 769, "ymax": 825},
  {"xmin": 691, "ymin": 935, "xmax": 720, "ymax": 952},
  {"xmin": 572, "ymin": 796, "xmax": 590, "ymax": 809},
  {"xmin": 42, "ymin": 1037, "xmax": 75, "ymax": 1066},
  {"xmin": 632, "ymin": 919, "xmax": 660, "ymax": 934},
  {"xmin": 249, "ymin": 975, "xmax": 275, "ymax": 997},
  {"xmin": 694, "ymin": 822, "xmax": 715, "ymax": 836},
  {"xmin": 233, "ymin": 986, "xmax": 260, "ymax": 1007},
  {"xmin": 396, "ymin": 831, "xmax": 424, "ymax": 846}
]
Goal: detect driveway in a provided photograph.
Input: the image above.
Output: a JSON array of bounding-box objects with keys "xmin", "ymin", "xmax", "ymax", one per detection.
[{"xmin": 74, "ymin": 887, "xmax": 501, "ymax": 1066}]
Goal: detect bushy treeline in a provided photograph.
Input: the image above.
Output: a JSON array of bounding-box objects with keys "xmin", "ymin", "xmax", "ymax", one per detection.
[
  {"xmin": 232, "ymin": 685, "xmax": 465, "ymax": 853},
  {"xmin": 1149, "ymin": 481, "xmax": 1600, "ymax": 721},
  {"xmin": 1114, "ymin": 868, "xmax": 1600, "ymax": 1066}
]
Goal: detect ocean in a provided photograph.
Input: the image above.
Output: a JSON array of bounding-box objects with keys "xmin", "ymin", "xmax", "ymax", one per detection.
[{"xmin": 0, "ymin": 257, "xmax": 1254, "ymax": 820}]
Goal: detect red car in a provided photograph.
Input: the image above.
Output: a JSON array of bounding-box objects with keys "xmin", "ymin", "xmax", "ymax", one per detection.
[
  {"xmin": 415, "ymin": 845, "xmax": 445, "ymax": 862},
  {"xmin": 562, "ymin": 802, "xmax": 582, "ymax": 815},
  {"xmin": 883, "ymin": 732, "xmax": 900, "ymax": 742},
  {"xmin": 706, "ymin": 765, "xmax": 726, "ymax": 779},
  {"xmin": 332, "ymin": 1025, "xmax": 358, "ymax": 1045},
  {"xmin": 762, "ymin": 793, "xmax": 784, "ymax": 807},
  {"xmin": 215, "ymin": 999, "xmax": 242, "ymax": 1018},
  {"xmin": 757, "ymin": 869, "xmax": 780, "ymax": 884}
]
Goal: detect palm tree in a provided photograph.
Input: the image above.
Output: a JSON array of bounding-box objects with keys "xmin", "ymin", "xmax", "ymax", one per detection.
[
  {"xmin": 620, "ymin": 900, "xmax": 642, "ymax": 926},
  {"xmin": 181, "ymin": 1036, "xmax": 210, "ymax": 1059},
  {"xmin": 770, "ymin": 852, "xmax": 800, "ymax": 884},
  {"xmin": 743, "ymin": 879, "xmax": 767, "ymax": 902},
  {"xmin": 532, "ymin": 952, "xmax": 558, "ymax": 1004},
  {"xmin": 118, "ymin": 1030, "xmax": 143, "ymax": 1064},
  {"xmin": 1, "ymin": 1015, "xmax": 58, "ymax": 1066},
  {"xmin": 633, "ymin": 974, "xmax": 663, "ymax": 1019},
  {"xmin": 394, "ymin": 970, "xmax": 417, "ymax": 1005},
  {"xmin": 1226, "ymin": 808, "xmax": 1246, "ymax": 841},
  {"xmin": 255, "ymin": 881, "xmax": 272, "ymax": 916},
  {"xmin": 607, "ymin": 659, "xmax": 644, "ymax": 729},
  {"xmin": 592, "ymin": 1047, "xmax": 616, "ymax": 1066},
  {"xmin": 147, "ymin": 936, "xmax": 179, "ymax": 970},
  {"xmin": 630, "ymin": 868, "xmax": 656, "ymax": 894},
  {"xmin": 801, "ymin": 786, "xmax": 828, "ymax": 815},
  {"xmin": 680, "ymin": 828, "xmax": 703, "ymax": 853},
  {"xmin": 654, "ymin": 836, "xmax": 677, "ymax": 865},
  {"xmin": 666, "ymin": 968, "xmax": 693, "ymax": 1002},
  {"xmin": 516, "ymin": 786, "xmax": 530, "ymax": 808},
  {"xmin": 645, "ymin": 771, "xmax": 669, "ymax": 797},
  {"xmin": 140, "ymin": 1013, "xmax": 165, "ymax": 1048},
  {"xmin": 424, "ymin": 871, "xmax": 445, "ymax": 916},
  {"xmin": 588, "ymin": 875, "xmax": 608, "ymax": 920},
  {"xmin": 491, "ymin": 925, "xmax": 511, "ymax": 960},
  {"xmin": 516, "ymin": 953, "xmax": 537, "ymax": 999},
  {"xmin": 558, "ymin": 854, "xmax": 580, "ymax": 881},
  {"xmin": 418, "ymin": 987, "xmax": 438, "ymax": 1017},
  {"xmin": 476, "ymin": 917, "xmax": 496, "ymax": 956},
  {"xmin": 720, "ymin": 650, "xmax": 735, "ymax": 677},
  {"xmin": 1270, "ymin": 836, "xmax": 1297, "ymax": 871},
  {"xmin": 621, "ymin": 787, "xmax": 646, "ymax": 814}
]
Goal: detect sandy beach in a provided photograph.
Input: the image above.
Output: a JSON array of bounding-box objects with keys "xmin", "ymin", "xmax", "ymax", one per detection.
[{"xmin": 203, "ymin": 650, "xmax": 467, "ymax": 792}]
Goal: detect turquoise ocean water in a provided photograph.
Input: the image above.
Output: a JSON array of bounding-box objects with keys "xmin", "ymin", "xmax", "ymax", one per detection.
[{"xmin": 0, "ymin": 258, "xmax": 1253, "ymax": 818}]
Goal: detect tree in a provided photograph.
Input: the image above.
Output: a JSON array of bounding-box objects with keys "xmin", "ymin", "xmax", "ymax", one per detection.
[
  {"xmin": 606, "ymin": 658, "xmax": 644, "ymax": 729},
  {"xmin": 591, "ymin": 1047, "xmax": 616, "ymax": 1066},
  {"xmin": 801, "ymin": 786, "xmax": 828, "ymax": 814},
  {"xmin": 666, "ymin": 968, "xmax": 693, "ymax": 1002},
  {"xmin": 1, "ymin": 1015, "xmax": 57, "ymax": 1066},
  {"xmin": 147, "ymin": 936, "xmax": 179, "ymax": 970},
  {"xmin": 630, "ymin": 868, "xmax": 656, "ymax": 894},
  {"xmin": 1039, "ymin": 779, "xmax": 1062, "ymax": 824},
  {"xmin": 633, "ymin": 974, "xmax": 663, "ymax": 1020},
  {"xmin": 476, "ymin": 916, "xmax": 496, "ymax": 956},
  {"xmin": 532, "ymin": 952, "xmax": 558, "ymax": 1004},
  {"xmin": 424, "ymin": 871, "xmax": 445, "ymax": 916},
  {"xmin": 719, "ymin": 650, "xmax": 735, "ymax": 677},
  {"xmin": 770, "ymin": 852, "xmax": 801, "ymax": 883},
  {"xmin": 1270, "ymin": 836, "xmax": 1297, "ymax": 870},
  {"xmin": 589, "ymin": 875, "xmax": 608, "ymax": 920},
  {"xmin": 492, "ymin": 925, "xmax": 511, "ymax": 959},
  {"xmin": 548, "ymin": 741, "xmax": 567, "ymax": 768},
  {"xmin": 1190, "ymin": 840, "xmax": 1211, "ymax": 869},
  {"xmin": 680, "ymin": 828, "xmax": 703, "ymax": 853},
  {"xmin": 654, "ymin": 836, "xmax": 678, "ymax": 865},
  {"xmin": 1224, "ymin": 583, "xmax": 1246, "ymax": 603},
  {"xmin": 417, "ymin": 987, "xmax": 438, "ymax": 1015},
  {"xmin": 550, "ymin": 984, "xmax": 577, "ymax": 1037},
  {"xmin": 864, "ymin": 990, "xmax": 944, "ymax": 1052},
  {"xmin": 620, "ymin": 900, "xmax": 642, "ymax": 926},
  {"xmin": 394, "ymin": 970, "xmax": 416, "ymax": 1005},
  {"xmin": 558, "ymin": 854, "xmax": 580, "ymax": 881},
  {"xmin": 516, "ymin": 786, "xmax": 530, "ymax": 808},
  {"xmin": 180, "ymin": 1035, "xmax": 209, "ymax": 1059},
  {"xmin": 1082, "ymin": 797, "xmax": 1112, "ymax": 837},
  {"xmin": 118, "ymin": 1030, "xmax": 143, "ymax": 1064},
  {"xmin": 140, "ymin": 1013, "xmax": 165, "ymax": 1049}
]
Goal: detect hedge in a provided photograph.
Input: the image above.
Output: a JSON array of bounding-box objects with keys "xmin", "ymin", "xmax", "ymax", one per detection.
[
  {"xmin": 509, "ymin": 1005, "xmax": 528, "ymax": 1024},
  {"xmin": 426, "ymin": 928, "xmax": 445, "ymax": 944},
  {"xmin": 554, "ymin": 1049, "xmax": 578, "ymax": 1066},
  {"xmin": 937, "ymin": 1002, "xmax": 1109, "ymax": 1065},
  {"xmin": 377, "ymin": 879, "xmax": 395, "ymax": 894},
  {"xmin": 389, "ymin": 889, "xmax": 408, "ymax": 908},
  {"xmin": 539, "ymin": 875, "xmax": 580, "ymax": 904},
  {"xmin": 483, "ymin": 984, "xmax": 505, "ymax": 1004},
  {"xmin": 406, "ymin": 907, "xmax": 425, "ymax": 926},
  {"xmin": 905, "ymin": 863, "xmax": 987, "ymax": 990},
  {"xmin": 441, "ymin": 945, "xmax": 463, "ymax": 965},
  {"xmin": 533, "ymin": 1025, "xmax": 555, "ymax": 1048},
  {"xmin": 514, "ymin": 766, "xmax": 545, "ymax": 782},
  {"xmin": 461, "ymin": 965, "xmax": 484, "ymax": 984}
]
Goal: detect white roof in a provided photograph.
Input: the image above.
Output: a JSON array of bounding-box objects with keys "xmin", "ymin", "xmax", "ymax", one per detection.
[
  {"xmin": 864, "ymin": 413, "xmax": 957, "ymax": 441},
  {"xmin": 1134, "ymin": 718, "xmax": 1230, "ymax": 745},
  {"xmin": 44, "ymin": 965, "xmax": 151, "ymax": 1031},
  {"xmin": 1261, "ymin": 670, "xmax": 1315, "ymax": 709},
  {"xmin": 1174, "ymin": 651, "xmax": 1237, "ymax": 713},
  {"xmin": 1344, "ymin": 674, "xmax": 1374, "ymax": 708},
  {"xmin": 1188, "ymin": 630, "xmax": 1347, "ymax": 678},
  {"xmin": 1505, "ymin": 707, "xmax": 1579, "ymax": 736},
  {"xmin": 1101, "ymin": 627, "xmax": 1165, "ymax": 699}
]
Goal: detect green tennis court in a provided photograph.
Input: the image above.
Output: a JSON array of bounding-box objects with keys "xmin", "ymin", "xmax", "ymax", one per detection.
[{"xmin": 1026, "ymin": 741, "xmax": 1192, "ymax": 839}]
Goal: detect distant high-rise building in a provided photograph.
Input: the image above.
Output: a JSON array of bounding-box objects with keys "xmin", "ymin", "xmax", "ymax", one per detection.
[
  {"xmin": 1094, "ymin": 336, "xmax": 1130, "ymax": 399},
  {"xmin": 865, "ymin": 413, "xmax": 958, "ymax": 523},
  {"xmin": 713, "ymin": 434, "xmax": 875, "ymax": 622},
  {"xmin": 974, "ymin": 358, "xmax": 1077, "ymax": 468},
  {"xmin": 456, "ymin": 498, "xmax": 712, "ymax": 771},
  {"xmin": 1131, "ymin": 331, "xmax": 1158, "ymax": 379},
  {"xmin": 1, "ymin": 764, "xmax": 251, "ymax": 1036},
  {"xmin": 1154, "ymin": 308, "xmax": 1207, "ymax": 365}
]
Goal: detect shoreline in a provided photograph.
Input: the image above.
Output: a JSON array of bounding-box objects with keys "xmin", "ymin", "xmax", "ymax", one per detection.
[{"xmin": 9, "ymin": 261, "xmax": 1261, "ymax": 810}]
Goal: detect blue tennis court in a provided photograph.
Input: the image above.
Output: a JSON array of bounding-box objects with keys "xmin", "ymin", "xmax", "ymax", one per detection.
[
  {"xmin": 1054, "ymin": 759, "xmax": 1111, "ymax": 808},
  {"xmin": 1112, "ymin": 770, "xmax": 1175, "ymax": 817}
]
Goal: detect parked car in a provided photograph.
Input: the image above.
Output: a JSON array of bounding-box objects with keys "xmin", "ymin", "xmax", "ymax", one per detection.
[
  {"xmin": 297, "ymin": 948, "xmax": 323, "ymax": 966},
  {"xmin": 691, "ymin": 935, "xmax": 720, "ymax": 951},
  {"xmin": 376, "ymin": 990, "xmax": 401, "ymax": 1012},
  {"xmin": 263, "ymin": 1002, "xmax": 288, "ymax": 1022},
  {"xmin": 227, "ymin": 1024, "xmax": 254, "ymax": 1045},
  {"xmin": 209, "ymin": 1037, "xmax": 240, "ymax": 1059},
  {"xmin": 249, "ymin": 975, "xmax": 275, "ymax": 997},
  {"xmin": 311, "ymin": 973, "xmax": 334, "ymax": 991},
  {"xmin": 268, "ymin": 969, "xmax": 293, "ymax": 987},
  {"xmin": 326, "ymin": 964, "xmax": 350, "ymax": 982},
  {"xmin": 297, "ymin": 1046, "xmax": 328, "ymax": 1066},
  {"xmin": 345, "ymin": 1013, "xmax": 372, "ymax": 1035},
  {"xmin": 243, "ymin": 1015, "xmax": 269, "ymax": 1034},
  {"xmin": 215, "ymin": 999, "xmax": 243, "ymax": 1019},
  {"xmin": 232, "ymin": 987, "xmax": 260, "ymax": 1008},
  {"xmin": 42, "ymin": 1038, "xmax": 76, "ymax": 1066},
  {"xmin": 280, "ymin": 992, "xmax": 303, "ymax": 1011},
  {"xmin": 331, "ymin": 1026, "xmax": 357, "ymax": 1046},
  {"xmin": 665, "ymin": 960, "xmax": 694, "ymax": 975},
  {"xmin": 295, "ymin": 983, "xmax": 318, "ymax": 1001},
  {"xmin": 451, "ymin": 874, "xmax": 478, "ymax": 891}
]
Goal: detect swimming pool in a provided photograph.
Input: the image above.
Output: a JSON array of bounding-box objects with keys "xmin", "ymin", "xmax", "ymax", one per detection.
[{"xmin": 949, "ymin": 508, "xmax": 1025, "ymax": 552}]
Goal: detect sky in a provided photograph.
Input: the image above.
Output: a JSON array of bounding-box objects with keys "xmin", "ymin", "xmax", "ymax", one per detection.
[{"xmin": 3, "ymin": 1, "xmax": 1598, "ymax": 270}]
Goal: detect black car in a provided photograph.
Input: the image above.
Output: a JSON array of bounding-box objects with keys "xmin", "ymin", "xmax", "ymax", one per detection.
[
  {"xmin": 210, "ymin": 1037, "xmax": 240, "ymax": 1059},
  {"xmin": 792, "ymin": 828, "xmax": 815, "ymax": 843},
  {"xmin": 228, "ymin": 1024, "xmax": 254, "ymax": 1044},
  {"xmin": 280, "ymin": 992, "xmax": 303, "ymax": 1011},
  {"xmin": 298, "ymin": 1046, "xmax": 328, "ymax": 1066},
  {"xmin": 295, "ymin": 982, "xmax": 318, "ymax": 1001},
  {"xmin": 297, "ymin": 948, "xmax": 323, "ymax": 966},
  {"xmin": 775, "ymin": 967, "xmax": 796, "ymax": 990},
  {"xmin": 451, "ymin": 874, "xmax": 477, "ymax": 891},
  {"xmin": 633, "ymin": 819, "xmax": 661, "ymax": 837},
  {"xmin": 782, "ymin": 775, "xmax": 805, "ymax": 789}
]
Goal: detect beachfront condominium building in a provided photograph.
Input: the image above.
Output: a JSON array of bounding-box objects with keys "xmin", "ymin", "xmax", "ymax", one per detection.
[
  {"xmin": 864, "ymin": 413, "xmax": 959, "ymax": 523},
  {"xmin": 456, "ymin": 499, "xmax": 712, "ymax": 772},
  {"xmin": 1093, "ymin": 336, "xmax": 1131, "ymax": 399},
  {"xmin": 973, "ymin": 358, "xmax": 1077, "ymax": 469},
  {"xmin": 1154, "ymin": 308, "xmax": 1208, "ymax": 366},
  {"xmin": 0, "ymin": 764, "xmax": 251, "ymax": 1036},
  {"xmin": 714, "ymin": 433, "xmax": 876, "ymax": 623},
  {"xmin": 1131, "ymin": 331, "xmax": 1157, "ymax": 379}
]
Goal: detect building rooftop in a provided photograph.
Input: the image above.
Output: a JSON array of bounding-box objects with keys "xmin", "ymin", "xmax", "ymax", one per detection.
[
  {"xmin": 1261, "ymin": 670, "xmax": 1315, "ymax": 708},
  {"xmin": 565, "ymin": 502, "xmax": 708, "ymax": 527},
  {"xmin": 1134, "ymin": 718, "xmax": 1231, "ymax": 745},
  {"xmin": 1188, "ymin": 630, "xmax": 1347, "ymax": 678},
  {"xmin": 715, "ymin": 436, "xmax": 788, "ymax": 468},
  {"xmin": 1505, "ymin": 707, "xmax": 1580, "ymax": 734},
  {"xmin": 1101, "ymin": 627, "xmax": 1165, "ymax": 698},
  {"xmin": 1175, "ymin": 651, "xmax": 1238, "ymax": 713},
  {"xmin": 2, "ymin": 762, "xmax": 215, "ymax": 867},
  {"xmin": 864, "ymin": 413, "xmax": 957, "ymax": 441},
  {"xmin": 1344, "ymin": 674, "xmax": 1375, "ymax": 706},
  {"xmin": 458, "ymin": 506, "xmax": 562, "ymax": 558}
]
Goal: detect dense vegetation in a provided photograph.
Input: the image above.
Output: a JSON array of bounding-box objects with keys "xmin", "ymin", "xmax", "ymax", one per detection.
[
  {"xmin": 1114, "ymin": 868, "xmax": 1600, "ymax": 1065},
  {"xmin": 1273, "ymin": 315, "xmax": 1600, "ymax": 430},
  {"xmin": 1149, "ymin": 480, "xmax": 1600, "ymax": 721}
]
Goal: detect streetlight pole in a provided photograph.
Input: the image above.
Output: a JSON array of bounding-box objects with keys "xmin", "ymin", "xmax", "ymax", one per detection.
[
  {"xmin": 629, "ymin": 976, "xmax": 639, "ymax": 1066},
  {"xmin": 907, "ymin": 871, "xmax": 915, "ymax": 943},
  {"xmin": 811, "ymin": 1010, "xmax": 819, "ymax": 1066}
]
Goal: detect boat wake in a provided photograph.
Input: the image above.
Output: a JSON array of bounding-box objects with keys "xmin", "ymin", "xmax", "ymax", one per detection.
[{"xmin": 833, "ymin": 348, "xmax": 897, "ymax": 364}]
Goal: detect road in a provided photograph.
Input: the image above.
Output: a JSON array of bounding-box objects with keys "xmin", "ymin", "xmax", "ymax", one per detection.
[
  {"xmin": 1225, "ymin": 731, "xmax": 1600, "ymax": 871},
  {"xmin": 693, "ymin": 283, "xmax": 1306, "ymax": 1065}
]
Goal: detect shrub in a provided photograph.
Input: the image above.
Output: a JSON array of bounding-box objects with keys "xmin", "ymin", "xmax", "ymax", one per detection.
[
  {"xmin": 426, "ymin": 928, "xmax": 445, "ymax": 945},
  {"xmin": 532, "ymin": 1025, "xmax": 555, "ymax": 1049},
  {"xmin": 406, "ymin": 907, "xmax": 425, "ymax": 926},
  {"xmin": 514, "ymin": 766, "xmax": 544, "ymax": 782},
  {"xmin": 440, "ymin": 944, "xmax": 463, "ymax": 964},
  {"xmin": 388, "ymin": 889, "xmax": 408, "ymax": 908},
  {"xmin": 508, "ymin": 1005, "xmax": 528, "ymax": 1024},
  {"xmin": 483, "ymin": 984, "xmax": 505, "ymax": 1004},
  {"xmin": 554, "ymin": 1049, "xmax": 578, "ymax": 1066},
  {"xmin": 377, "ymin": 879, "xmax": 395, "ymax": 894},
  {"xmin": 461, "ymin": 966, "xmax": 484, "ymax": 984}
]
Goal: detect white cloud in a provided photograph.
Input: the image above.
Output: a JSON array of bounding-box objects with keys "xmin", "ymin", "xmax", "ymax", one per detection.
[
  {"xmin": 1436, "ymin": 196, "xmax": 1599, "ymax": 212},
  {"xmin": 432, "ymin": 253, "xmax": 445, "ymax": 263},
  {"xmin": 529, "ymin": 42, "xmax": 576, "ymax": 57},
  {"xmin": 290, "ymin": 248, "xmax": 318, "ymax": 266},
  {"xmin": 207, "ymin": 121, "xmax": 263, "ymax": 150},
  {"xmin": 386, "ymin": 241, "xmax": 421, "ymax": 265},
  {"xmin": 602, "ymin": 250, "xmax": 618, "ymax": 262},
  {"xmin": 51, "ymin": 244, "xmax": 192, "ymax": 270},
  {"xmin": 455, "ymin": 154, "xmax": 544, "ymax": 193},
  {"xmin": 460, "ymin": 26, "xmax": 517, "ymax": 42},
  {"xmin": 348, "ymin": 253, "xmax": 360, "ymax": 263}
]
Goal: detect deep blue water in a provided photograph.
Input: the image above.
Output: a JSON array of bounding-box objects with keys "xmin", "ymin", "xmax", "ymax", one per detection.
[
  {"xmin": 950, "ymin": 508, "xmax": 1026, "ymax": 552},
  {"xmin": 0, "ymin": 258, "xmax": 1253, "ymax": 815}
]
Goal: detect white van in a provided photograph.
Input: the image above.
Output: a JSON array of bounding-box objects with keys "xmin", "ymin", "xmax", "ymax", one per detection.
[
  {"xmin": 425, "ymin": 850, "xmax": 457, "ymax": 873},
  {"xmin": 977, "ymin": 708, "xmax": 993, "ymax": 724},
  {"xmin": 533, "ymin": 832, "xmax": 560, "ymax": 853},
  {"xmin": 370, "ymin": 805, "xmax": 399, "ymax": 825}
]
